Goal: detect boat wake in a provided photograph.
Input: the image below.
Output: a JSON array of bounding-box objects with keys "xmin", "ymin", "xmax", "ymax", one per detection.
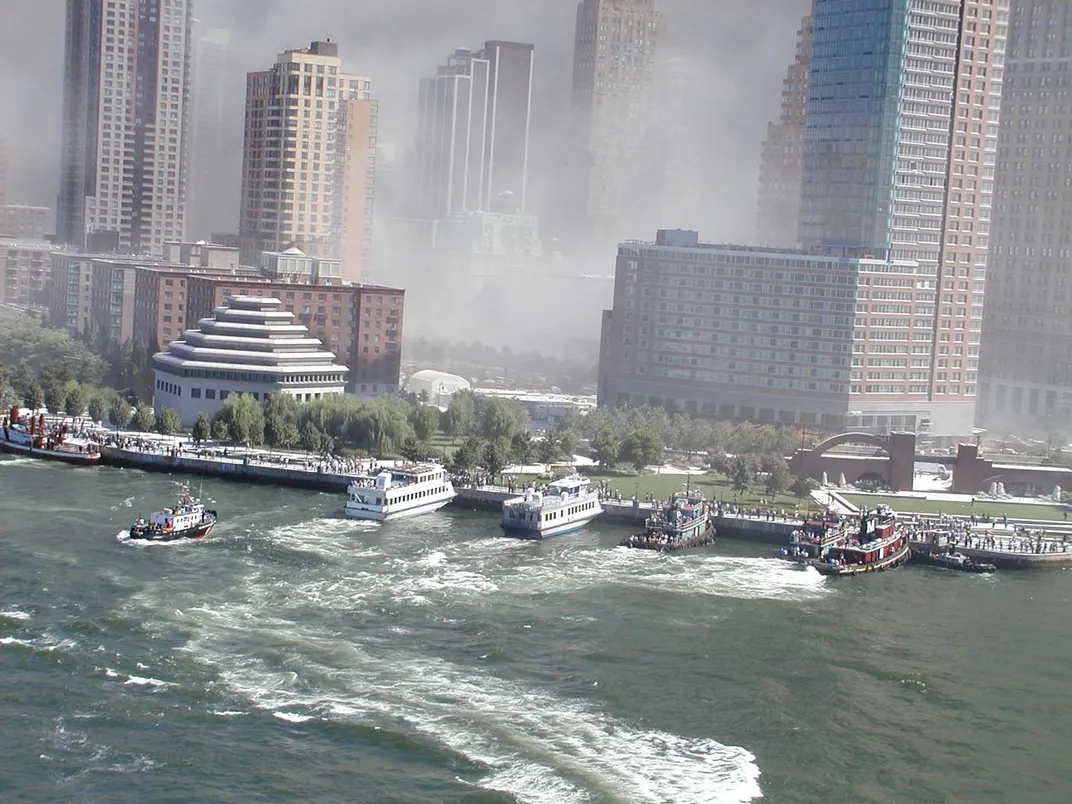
[
  {"xmin": 182, "ymin": 621, "xmax": 762, "ymax": 804},
  {"xmin": 115, "ymin": 530, "xmax": 203, "ymax": 547}
]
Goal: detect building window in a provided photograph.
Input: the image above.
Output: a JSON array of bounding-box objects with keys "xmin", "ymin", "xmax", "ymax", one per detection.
[
  {"xmin": 206, "ymin": 389, "xmax": 216, "ymax": 400},
  {"xmin": 191, "ymin": 388, "xmax": 202, "ymax": 399}
]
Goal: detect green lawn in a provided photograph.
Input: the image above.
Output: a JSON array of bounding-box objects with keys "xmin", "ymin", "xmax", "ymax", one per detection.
[
  {"xmin": 584, "ymin": 472, "xmax": 803, "ymax": 510},
  {"xmin": 840, "ymin": 493, "xmax": 1070, "ymax": 522},
  {"xmin": 427, "ymin": 433, "xmax": 460, "ymax": 457}
]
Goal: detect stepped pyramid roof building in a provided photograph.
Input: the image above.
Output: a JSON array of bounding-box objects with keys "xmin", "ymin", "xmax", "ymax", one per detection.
[{"xmin": 153, "ymin": 295, "xmax": 348, "ymax": 426}]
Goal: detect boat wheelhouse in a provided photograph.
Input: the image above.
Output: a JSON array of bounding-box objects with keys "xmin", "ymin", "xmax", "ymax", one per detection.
[
  {"xmin": 500, "ymin": 474, "xmax": 603, "ymax": 540},
  {"xmin": 621, "ymin": 491, "xmax": 714, "ymax": 551},
  {"xmin": 344, "ymin": 463, "xmax": 455, "ymax": 522},
  {"xmin": 1, "ymin": 408, "xmax": 100, "ymax": 465}
]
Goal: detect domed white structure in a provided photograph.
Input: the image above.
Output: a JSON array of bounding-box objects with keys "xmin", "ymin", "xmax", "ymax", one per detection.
[
  {"xmin": 153, "ymin": 296, "xmax": 348, "ymax": 426},
  {"xmin": 405, "ymin": 370, "xmax": 470, "ymax": 405}
]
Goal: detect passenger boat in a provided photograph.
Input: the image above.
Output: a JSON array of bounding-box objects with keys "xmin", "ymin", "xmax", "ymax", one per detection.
[
  {"xmin": 129, "ymin": 484, "xmax": 217, "ymax": 542},
  {"xmin": 782, "ymin": 505, "xmax": 909, "ymax": 576},
  {"xmin": 1, "ymin": 408, "xmax": 100, "ymax": 465},
  {"xmin": 914, "ymin": 550, "xmax": 997, "ymax": 574},
  {"xmin": 501, "ymin": 474, "xmax": 603, "ymax": 539},
  {"xmin": 344, "ymin": 463, "xmax": 456, "ymax": 522},
  {"xmin": 620, "ymin": 490, "xmax": 715, "ymax": 551}
]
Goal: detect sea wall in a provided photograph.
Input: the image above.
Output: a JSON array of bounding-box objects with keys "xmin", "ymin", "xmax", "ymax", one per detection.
[{"xmin": 99, "ymin": 446, "xmax": 353, "ymax": 492}]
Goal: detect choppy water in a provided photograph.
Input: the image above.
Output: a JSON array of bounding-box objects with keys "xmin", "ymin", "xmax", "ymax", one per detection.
[{"xmin": 1, "ymin": 457, "xmax": 1069, "ymax": 803}]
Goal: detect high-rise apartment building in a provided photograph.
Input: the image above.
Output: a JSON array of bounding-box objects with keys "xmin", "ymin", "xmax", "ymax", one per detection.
[
  {"xmin": 798, "ymin": 0, "xmax": 1008, "ymax": 438},
  {"xmin": 238, "ymin": 41, "xmax": 377, "ymax": 282},
  {"xmin": 979, "ymin": 0, "xmax": 1070, "ymax": 431},
  {"xmin": 597, "ymin": 230, "xmax": 939, "ymax": 435},
  {"xmin": 571, "ymin": 0, "xmax": 663, "ymax": 246},
  {"xmin": 0, "ymin": 129, "xmax": 8, "ymax": 207},
  {"xmin": 57, "ymin": 0, "xmax": 193, "ymax": 255},
  {"xmin": 188, "ymin": 25, "xmax": 242, "ymax": 240},
  {"xmin": 413, "ymin": 42, "xmax": 534, "ymax": 219},
  {"xmin": 756, "ymin": 15, "xmax": 812, "ymax": 248}
]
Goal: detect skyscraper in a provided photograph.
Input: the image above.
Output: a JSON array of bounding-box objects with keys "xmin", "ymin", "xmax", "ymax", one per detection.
[
  {"xmin": 799, "ymin": 0, "xmax": 1008, "ymax": 439},
  {"xmin": 756, "ymin": 14, "xmax": 812, "ymax": 247},
  {"xmin": 413, "ymin": 41, "xmax": 534, "ymax": 219},
  {"xmin": 979, "ymin": 0, "xmax": 1069, "ymax": 431},
  {"xmin": 238, "ymin": 41, "xmax": 377, "ymax": 282},
  {"xmin": 57, "ymin": 0, "xmax": 193, "ymax": 255},
  {"xmin": 188, "ymin": 25, "xmax": 242, "ymax": 240},
  {"xmin": 571, "ymin": 0, "xmax": 663, "ymax": 246}
]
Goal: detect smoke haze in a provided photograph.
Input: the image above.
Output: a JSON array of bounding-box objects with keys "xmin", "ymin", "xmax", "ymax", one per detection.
[{"xmin": 0, "ymin": 0, "xmax": 808, "ymax": 353}]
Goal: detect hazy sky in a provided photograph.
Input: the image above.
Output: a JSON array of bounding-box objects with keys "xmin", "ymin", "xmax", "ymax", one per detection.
[{"xmin": 0, "ymin": 0, "xmax": 808, "ymax": 243}]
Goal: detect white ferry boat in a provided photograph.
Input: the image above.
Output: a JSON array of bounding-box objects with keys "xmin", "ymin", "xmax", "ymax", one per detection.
[
  {"xmin": 344, "ymin": 463, "xmax": 456, "ymax": 522},
  {"xmin": 500, "ymin": 475, "xmax": 603, "ymax": 540}
]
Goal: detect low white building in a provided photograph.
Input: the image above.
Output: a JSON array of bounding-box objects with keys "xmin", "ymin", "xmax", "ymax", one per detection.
[
  {"xmin": 405, "ymin": 370, "xmax": 471, "ymax": 406},
  {"xmin": 153, "ymin": 296, "xmax": 348, "ymax": 426}
]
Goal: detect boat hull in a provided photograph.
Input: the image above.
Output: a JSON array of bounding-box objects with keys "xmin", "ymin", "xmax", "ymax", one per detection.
[
  {"xmin": 344, "ymin": 495, "xmax": 454, "ymax": 523},
  {"xmin": 911, "ymin": 551, "xmax": 997, "ymax": 574},
  {"xmin": 501, "ymin": 512, "xmax": 601, "ymax": 540},
  {"xmin": 129, "ymin": 519, "xmax": 216, "ymax": 542},
  {"xmin": 814, "ymin": 542, "xmax": 911, "ymax": 576},
  {"xmin": 0, "ymin": 438, "xmax": 100, "ymax": 465}
]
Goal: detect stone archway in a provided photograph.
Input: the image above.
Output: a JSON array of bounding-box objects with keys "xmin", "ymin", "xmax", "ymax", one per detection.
[{"xmin": 810, "ymin": 432, "xmax": 892, "ymax": 457}]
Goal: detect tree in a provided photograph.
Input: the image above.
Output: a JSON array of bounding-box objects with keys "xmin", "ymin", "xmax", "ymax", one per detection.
[
  {"xmin": 87, "ymin": 391, "xmax": 107, "ymax": 423},
  {"xmin": 192, "ymin": 412, "xmax": 211, "ymax": 444},
  {"xmin": 44, "ymin": 382, "xmax": 68, "ymax": 415},
  {"xmin": 451, "ymin": 436, "xmax": 483, "ymax": 472},
  {"xmin": 132, "ymin": 404, "xmax": 155, "ymax": 432},
  {"xmin": 535, "ymin": 436, "xmax": 558, "ymax": 465},
  {"xmin": 558, "ymin": 431, "xmax": 577, "ymax": 462},
  {"xmin": 621, "ymin": 427, "xmax": 663, "ymax": 473},
  {"xmin": 791, "ymin": 475, "xmax": 818, "ymax": 501},
  {"xmin": 731, "ymin": 455, "xmax": 753, "ymax": 495},
  {"xmin": 400, "ymin": 436, "xmax": 424, "ymax": 462},
  {"xmin": 509, "ymin": 432, "xmax": 533, "ymax": 466},
  {"xmin": 482, "ymin": 437, "xmax": 509, "ymax": 477},
  {"xmin": 409, "ymin": 404, "xmax": 440, "ymax": 443},
  {"xmin": 107, "ymin": 393, "xmax": 131, "ymax": 429},
  {"xmin": 762, "ymin": 456, "xmax": 791, "ymax": 498},
  {"xmin": 591, "ymin": 427, "xmax": 620, "ymax": 469},
  {"xmin": 213, "ymin": 393, "xmax": 265, "ymax": 445},
  {"xmin": 299, "ymin": 420, "xmax": 323, "ymax": 454},
  {"xmin": 478, "ymin": 397, "xmax": 527, "ymax": 442},
  {"xmin": 64, "ymin": 382, "xmax": 87, "ymax": 416},
  {"xmin": 211, "ymin": 418, "xmax": 230, "ymax": 442},
  {"xmin": 443, "ymin": 392, "xmax": 474, "ymax": 442},
  {"xmin": 24, "ymin": 381, "xmax": 44, "ymax": 411},
  {"xmin": 154, "ymin": 407, "xmax": 182, "ymax": 436}
]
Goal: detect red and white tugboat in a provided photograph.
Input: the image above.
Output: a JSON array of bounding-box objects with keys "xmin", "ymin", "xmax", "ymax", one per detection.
[
  {"xmin": 129, "ymin": 485, "xmax": 218, "ymax": 542},
  {"xmin": 783, "ymin": 505, "xmax": 909, "ymax": 576},
  {"xmin": 0, "ymin": 408, "xmax": 100, "ymax": 465}
]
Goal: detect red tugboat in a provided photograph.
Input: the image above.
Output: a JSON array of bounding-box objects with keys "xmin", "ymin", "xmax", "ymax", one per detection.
[
  {"xmin": 0, "ymin": 408, "xmax": 100, "ymax": 465},
  {"xmin": 129, "ymin": 485, "xmax": 218, "ymax": 542},
  {"xmin": 782, "ymin": 505, "xmax": 909, "ymax": 576}
]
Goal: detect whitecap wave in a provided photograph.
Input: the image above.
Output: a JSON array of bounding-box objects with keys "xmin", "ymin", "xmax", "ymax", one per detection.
[
  {"xmin": 273, "ymin": 711, "xmax": 314, "ymax": 723},
  {"xmin": 123, "ymin": 675, "xmax": 174, "ymax": 689},
  {"xmin": 0, "ymin": 609, "xmax": 31, "ymax": 621}
]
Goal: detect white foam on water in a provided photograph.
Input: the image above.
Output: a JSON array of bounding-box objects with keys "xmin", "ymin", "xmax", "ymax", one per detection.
[
  {"xmin": 211, "ymin": 710, "xmax": 247, "ymax": 718},
  {"xmin": 115, "ymin": 531, "xmax": 201, "ymax": 548},
  {"xmin": 1, "ymin": 633, "xmax": 78, "ymax": 654},
  {"xmin": 0, "ymin": 609, "xmax": 31, "ymax": 621},
  {"xmin": 104, "ymin": 667, "xmax": 120, "ymax": 678},
  {"xmin": 180, "ymin": 618, "xmax": 762, "ymax": 804},
  {"xmin": 124, "ymin": 675, "xmax": 174, "ymax": 689},
  {"xmin": 0, "ymin": 456, "xmax": 38, "ymax": 467},
  {"xmin": 500, "ymin": 549, "xmax": 830, "ymax": 603},
  {"xmin": 262, "ymin": 518, "xmax": 386, "ymax": 561},
  {"xmin": 110, "ymin": 496, "xmax": 135, "ymax": 510},
  {"xmin": 273, "ymin": 711, "xmax": 314, "ymax": 723}
]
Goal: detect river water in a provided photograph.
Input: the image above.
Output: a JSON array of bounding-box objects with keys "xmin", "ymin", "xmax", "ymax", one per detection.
[{"xmin": 1, "ymin": 457, "xmax": 1069, "ymax": 803}]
